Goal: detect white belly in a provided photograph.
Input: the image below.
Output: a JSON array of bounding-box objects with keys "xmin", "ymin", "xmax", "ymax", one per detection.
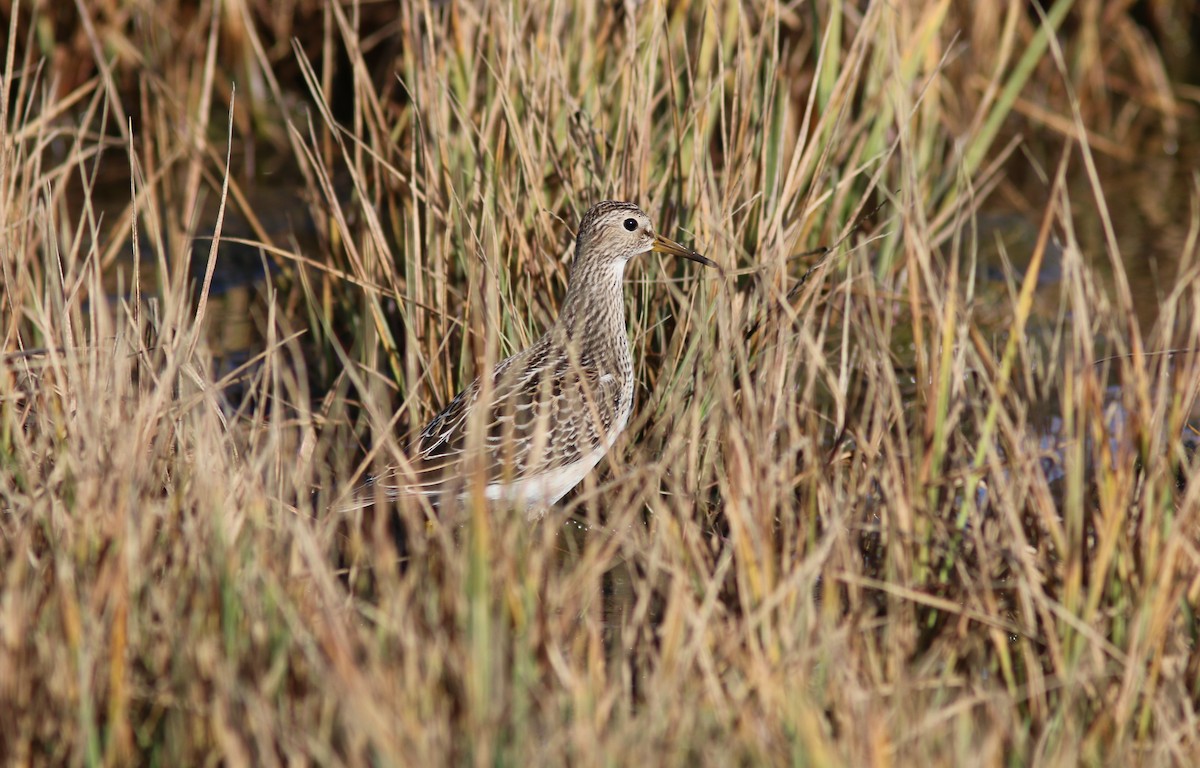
[{"xmin": 484, "ymin": 403, "xmax": 630, "ymax": 518}]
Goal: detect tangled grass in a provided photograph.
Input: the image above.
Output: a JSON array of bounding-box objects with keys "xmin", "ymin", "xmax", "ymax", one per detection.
[{"xmin": 2, "ymin": 0, "xmax": 1199, "ymax": 764}]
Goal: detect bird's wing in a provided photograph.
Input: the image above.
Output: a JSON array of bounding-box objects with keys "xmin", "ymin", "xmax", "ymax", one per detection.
[{"xmin": 372, "ymin": 339, "xmax": 622, "ymax": 500}]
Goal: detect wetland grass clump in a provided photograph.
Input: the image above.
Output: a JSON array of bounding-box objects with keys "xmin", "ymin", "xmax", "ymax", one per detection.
[{"xmin": 2, "ymin": 0, "xmax": 1198, "ymax": 764}]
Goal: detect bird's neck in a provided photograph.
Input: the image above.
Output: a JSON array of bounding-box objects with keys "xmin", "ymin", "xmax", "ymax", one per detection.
[{"xmin": 555, "ymin": 257, "xmax": 631, "ymax": 358}]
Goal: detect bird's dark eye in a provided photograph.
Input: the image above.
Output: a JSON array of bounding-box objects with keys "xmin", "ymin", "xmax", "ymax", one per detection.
[{"xmin": 623, "ymin": 218, "xmax": 638, "ymax": 232}]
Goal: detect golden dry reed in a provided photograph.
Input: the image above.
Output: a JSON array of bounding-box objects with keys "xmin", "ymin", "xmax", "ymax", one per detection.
[{"xmin": 2, "ymin": 0, "xmax": 1199, "ymax": 765}]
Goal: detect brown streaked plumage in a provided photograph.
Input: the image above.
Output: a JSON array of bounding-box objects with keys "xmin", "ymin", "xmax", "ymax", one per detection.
[{"xmin": 361, "ymin": 200, "xmax": 715, "ymax": 519}]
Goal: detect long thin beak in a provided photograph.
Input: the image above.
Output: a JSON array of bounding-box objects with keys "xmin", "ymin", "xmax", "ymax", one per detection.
[{"xmin": 652, "ymin": 232, "xmax": 717, "ymax": 268}]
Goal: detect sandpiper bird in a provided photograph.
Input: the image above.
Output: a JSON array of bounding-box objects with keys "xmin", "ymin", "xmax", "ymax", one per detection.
[{"xmin": 363, "ymin": 200, "xmax": 715, "ymax": 519}]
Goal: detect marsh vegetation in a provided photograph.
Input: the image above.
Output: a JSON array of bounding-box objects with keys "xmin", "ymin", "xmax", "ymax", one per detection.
[{"xmin": 2, "ymin": 0, "xmax": 1199, "ymax": 764}]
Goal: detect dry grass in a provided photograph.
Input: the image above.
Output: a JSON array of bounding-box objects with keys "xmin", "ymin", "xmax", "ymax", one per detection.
[{"xmin": 3, "ymin": 0, "xmax": 1200, "ymax": 764}]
